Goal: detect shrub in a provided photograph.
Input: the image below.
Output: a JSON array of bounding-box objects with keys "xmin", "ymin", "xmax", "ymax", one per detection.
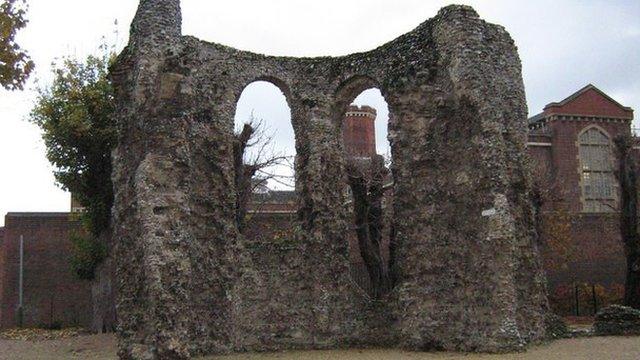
[{"xmin": 69, "ymin": 233, "xmax": 107, "ymax": 280}]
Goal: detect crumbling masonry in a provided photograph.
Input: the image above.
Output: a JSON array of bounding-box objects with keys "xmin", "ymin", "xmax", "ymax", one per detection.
[{"xmin": 111, "ymin": 0, "xmax": 549, "ymax": 358}]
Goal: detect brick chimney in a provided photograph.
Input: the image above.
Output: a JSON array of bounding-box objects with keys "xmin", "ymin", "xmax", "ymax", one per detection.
[{"xmin": 343, "ymin": 105, "xmax": 377, "ymax": 158}]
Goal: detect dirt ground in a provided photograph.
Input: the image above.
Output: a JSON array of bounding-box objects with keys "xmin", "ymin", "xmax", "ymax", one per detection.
[
  {"xmin": 0, "ymin": 333, "xmax": 116, "ymax": 360},
  {"xmin": 0, "ymin": 335, "xmax": 639, "ymax": 360}
]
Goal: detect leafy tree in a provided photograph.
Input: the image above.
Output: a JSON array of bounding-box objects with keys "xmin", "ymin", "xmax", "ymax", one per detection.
[
  {"xmin": 69, "ymin": 232, "xmax": 107, "ymax": 281},
  {"xmin": 0, "ymin": 0, "xmax": 34, "ymax": 90},
  {"xmin": 30, "ymin": 49, "xmax": 116, "ymax": 279}
]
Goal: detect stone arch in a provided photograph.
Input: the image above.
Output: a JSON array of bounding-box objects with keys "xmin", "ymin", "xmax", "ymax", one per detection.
[
  {"xmin": 112, "ymin": 1, "xmax": 550, "ymax": 357},
  {"xmin": 232, "ymin": 78, "xmax": 297, "ymax": 234},
  {"xmin": 332, "ymin": 75, "xmax": 398, "ymax": 161},
  {"xmin": 336, "ymin": 78, "xmax": 396, "ymax": 298},
  {"xmin": 333, "ymin": 75, "xmax": 382, "ymax": 123},
  {"xmin": 232, "ymin": 76, "xmax": 297, "ymax": 182},
  {"xmin": 233, "ymin": 76, "xmax": 295, "ymax": 145},
  {"xmin": 234, "ymin": 75, "xmax": 293, "ymax": 108}
]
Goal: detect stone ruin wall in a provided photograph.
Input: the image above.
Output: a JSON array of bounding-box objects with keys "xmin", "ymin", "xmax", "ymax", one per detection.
[{"xmin": 110, "ymin": 1, "xmax": 549, "ymax": 358}]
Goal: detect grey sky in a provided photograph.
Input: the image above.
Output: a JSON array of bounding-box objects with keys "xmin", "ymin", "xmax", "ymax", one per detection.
[{"xmin": 0, "ymin": 0, "xmax": 639, "ymax": 225}]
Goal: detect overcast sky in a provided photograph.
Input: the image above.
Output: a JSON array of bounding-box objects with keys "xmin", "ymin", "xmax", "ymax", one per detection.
[{"xmin": 1, "ymin": 0, "xmax": 639, "ymax": 225}]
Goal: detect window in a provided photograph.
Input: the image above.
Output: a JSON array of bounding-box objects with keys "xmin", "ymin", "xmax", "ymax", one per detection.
[{"xmin": 579, "ymin": 127, "xmax": 616, "ymax": 212}]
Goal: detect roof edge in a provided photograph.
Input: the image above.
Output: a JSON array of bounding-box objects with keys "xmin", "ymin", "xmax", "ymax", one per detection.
[
  {"xmin": 543, "ymin": 84, "xmax": 634, "ymax": 113},
  {"xmin": 6, "ymin": 212, "xmax": 73, "ymax": 218}
]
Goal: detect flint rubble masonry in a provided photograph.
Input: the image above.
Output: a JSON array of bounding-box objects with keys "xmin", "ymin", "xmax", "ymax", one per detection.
[{"xmin": 111, "ymin": 1, "xmax": 549, "ymax": 358}]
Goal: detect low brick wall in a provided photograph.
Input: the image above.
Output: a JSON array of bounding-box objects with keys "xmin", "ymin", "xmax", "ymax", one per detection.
[{"xmin": 0, "ymin": 213, "xmax": 92, "ymax": 329}]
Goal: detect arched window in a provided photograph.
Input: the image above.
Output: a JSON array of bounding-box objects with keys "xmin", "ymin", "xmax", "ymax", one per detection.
[{"xmin": 579, "ymin": 127, "xmax": 616, "ymax": 212}]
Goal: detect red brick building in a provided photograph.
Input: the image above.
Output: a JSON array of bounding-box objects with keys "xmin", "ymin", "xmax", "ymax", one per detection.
[
  {"xmin": 527, "ymin": 84, "xmax": 634, "ymax": 313},
  {"xmin": 0, "ymin": 213, "xmax": 91, "ymax": 329}
]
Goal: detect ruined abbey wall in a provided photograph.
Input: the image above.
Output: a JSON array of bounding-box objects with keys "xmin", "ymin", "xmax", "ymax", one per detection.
[{"xmin": 110, "ymin": 1, "xmax": 548, "ymax": 358}]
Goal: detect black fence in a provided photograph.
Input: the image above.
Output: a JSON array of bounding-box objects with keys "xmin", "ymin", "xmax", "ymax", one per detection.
[{"xmin": 548, "ymin": 282, "xmax": 624, "ymax": 316}]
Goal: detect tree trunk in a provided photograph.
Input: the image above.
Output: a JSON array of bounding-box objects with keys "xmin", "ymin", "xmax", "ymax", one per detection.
[
  {"xmin": 626, "ymin": 253, "xmax": 640, "ymax": 309},
  {"xmin": 91, "ymin": 229, "xmax": 117, "ymax": 333},
  {"xmin": 388, "ymin": 221, "xmax": 398, "ymax": 288},
  {"xmin": 616, "ymin": 136, "xmax": 640, "ymax": 309},
  {"xmin": 347, "ymin": 155, "xmax": 391, "ymax": 298},
  {"xmin": 530, "ymin": 181, "xmax": 545, "ymax": 247},
  {"xmin": 233, "ymin": 124, "xmax": 256, "ymax": 233}
]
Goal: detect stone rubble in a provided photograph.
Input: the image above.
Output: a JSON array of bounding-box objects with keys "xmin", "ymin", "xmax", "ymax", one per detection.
[
  {"xmin": 593, "ymin": 305, "xmax": 640, "ymax": 336},
  {"xmin": 111, "ymin": 1, "xmax": 549, "ymax": 358}
]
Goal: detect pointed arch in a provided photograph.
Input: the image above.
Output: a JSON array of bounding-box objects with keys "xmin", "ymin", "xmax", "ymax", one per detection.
[{"xmin": 578, "ymin": 125, "xmax": 617, "ymax": 212}]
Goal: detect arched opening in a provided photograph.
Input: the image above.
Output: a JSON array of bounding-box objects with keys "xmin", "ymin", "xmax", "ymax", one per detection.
[
  {"xmin": 349, "ymin": 88, "xmax": 391, "ymax": 158},
  {"xmin": 336, "ymin": 82, "xmax": 394, "ymax": 298},
  {"xmin": 233, "ymin": 80, "xmax": 296, "ymax": 236}
]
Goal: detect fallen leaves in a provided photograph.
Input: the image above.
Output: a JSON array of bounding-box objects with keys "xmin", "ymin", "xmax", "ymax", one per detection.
[{"xmin": 0, "ymin": 327, "xmax": 84, "ymax": 341}]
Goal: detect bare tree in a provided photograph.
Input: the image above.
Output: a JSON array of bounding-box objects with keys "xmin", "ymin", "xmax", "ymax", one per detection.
[
  {"xmin": 614, "ymin": 135, "xmax": 640, "ymax": 309},
  {"xmin": 233, "ymin": 117, "xmax": 291, "ymax": 232},
  {"xmin": 346, "ymin": 154, "xmax": 392, "ymax": 298}
]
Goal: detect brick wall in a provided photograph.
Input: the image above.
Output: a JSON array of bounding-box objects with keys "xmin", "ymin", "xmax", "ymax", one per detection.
[
  {"xmin": 527, "ymin": 85, "xmax": 633, "ymax": 314},
  {"xmin": 343, "ymin": 105, "xmax": 377, "ymax": 158},
  {"xmin": 545, "ymin": 119, "xmax": 629, "ymax": 213},
  {"xmin": 0, "ymin": 227, "xmax": 4, "ymax": 323},
  {"xmin": 545, "ymin": 87, "xmax": 633, "ymax": 118},
  {"xmin": 0, "ymin": 213, "xmax": 92, "ymax": 329}
]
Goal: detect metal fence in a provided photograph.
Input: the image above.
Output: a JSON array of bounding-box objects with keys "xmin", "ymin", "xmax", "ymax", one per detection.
[{"xmin": 548, "ymin": 282, "xmax": 625, "ymax": 317}]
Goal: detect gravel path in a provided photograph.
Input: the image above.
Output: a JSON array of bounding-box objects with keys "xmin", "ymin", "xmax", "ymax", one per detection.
[
  {"xmin": 208, "ymin": 337, "xmax": 640, "ymax": 360},
  {"xmin": 0, "ymin": 333, "xmax": 116, "ymax": 360},
  {"xmin": 0, "ymin": 335, "xmax": 638, "ymax": 360}
]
